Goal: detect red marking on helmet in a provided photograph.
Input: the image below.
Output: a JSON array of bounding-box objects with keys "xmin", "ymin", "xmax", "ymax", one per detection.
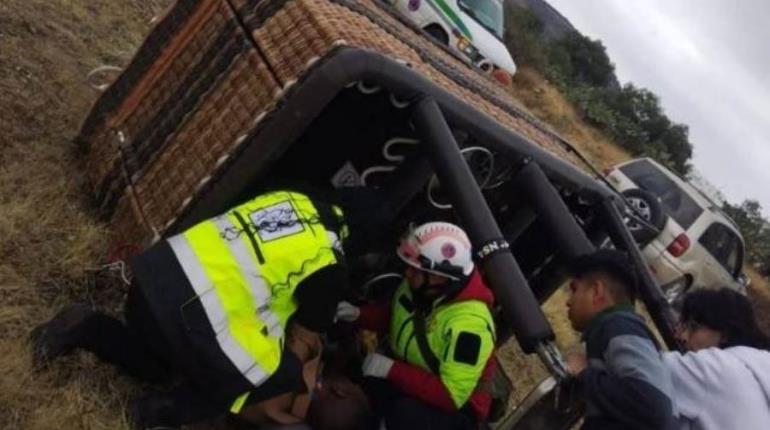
[
  {"xmin": 398, "ymin": 241, "xmax": 419, "ymax": 260},
  {"xmin": 441, "ymin": 243, "xmax": 456, "ymax": 258},
  {"xmin": 418, "ymin": 226, "xmax": 470, "ymax": 248}
]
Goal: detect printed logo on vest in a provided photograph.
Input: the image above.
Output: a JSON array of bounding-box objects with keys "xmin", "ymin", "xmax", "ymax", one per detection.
[{"xmin": 249, "ymin": 201, "xmax": 305, "ymax": 242}]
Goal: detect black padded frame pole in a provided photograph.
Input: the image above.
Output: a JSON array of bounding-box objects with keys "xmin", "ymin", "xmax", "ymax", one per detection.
[
  {"xmin": 174, "ymin": 49, "xmax": 618, "ymax": 232},
  {"xmin": 515, "ymin": 159, "xmax": 595, "ymax": 259},
  {"xmin": 412, "ymin": 97, "xmax": 554, "ymax": 352},
  {"xmin": 600, "ymin": 197, "xmax": 682, "ymax": 351}
]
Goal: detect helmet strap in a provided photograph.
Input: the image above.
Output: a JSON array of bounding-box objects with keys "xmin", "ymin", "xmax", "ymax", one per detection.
[
  {"xmin": 413, "ymin": 275, "xmax": 467, "ymax": 310},
  {"xmin": 413, "ymin": 277, "xmax": 435, "ymax": 310}
]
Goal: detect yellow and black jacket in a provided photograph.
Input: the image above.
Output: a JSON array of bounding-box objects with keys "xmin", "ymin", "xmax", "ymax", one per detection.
[{"xmin": 131, "ymin": 191, "xmax": 347, "ymax": 411}]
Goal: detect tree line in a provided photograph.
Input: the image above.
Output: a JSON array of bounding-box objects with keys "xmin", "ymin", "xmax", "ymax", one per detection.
[
  {"xmin": 504, "ymin": 4, "xmax": 693, "ymax": 175},
  {"xmin": 504, "ymin": 4, "xmax": 770, "ymax": 278},
  {"xmin": 722, "ymin": 200, "xmax": 770, "ymax": 277}
]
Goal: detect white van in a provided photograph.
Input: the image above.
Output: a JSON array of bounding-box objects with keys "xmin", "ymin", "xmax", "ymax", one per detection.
[
  {"xmin": 606, "ymin": 158, "xmax": 750, "ymax": 306},
  {"xmin": 387, "ymin": 0, "xmax": 517, "ymax": 77}
]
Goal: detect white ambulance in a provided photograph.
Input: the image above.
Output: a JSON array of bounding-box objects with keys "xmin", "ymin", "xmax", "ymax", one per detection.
[{"xmin": 387, "ymin": 0, "xmax": 517, "ymax": 78}]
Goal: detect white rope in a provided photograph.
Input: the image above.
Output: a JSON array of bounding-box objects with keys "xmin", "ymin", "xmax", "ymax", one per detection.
[
  {"xmin": 389, "ymin": 93, "xmax": 411, "ymax": 109},
  {"xmin": 426, "ymin": 176, "xmax": 453, "ymax": 210},
  {"xmin": 84, "ymin": 261, "xmax": 131, "ymax": 286},
  {"xmin": 361, "ymin": 273, "xmax": 403, "ymax": 295},
  {"xmin": 101, "ymin": 261, "xmax": 131, "ymax": 286},
  {"xmin": 426, "ymin": 146, "xmax": 496, "ymax": 210},
  {"xmin": 87, "ymin": 65, "xmax": 123, "ymax": 91},
  {"xmin": 356, "ymin": 81, "xmax": 381, "ymax": 94},
  {"xmin": 360, "ymin": 165, "xmax": 397, "ymax": 186},
  {"xmin": 360, "ymin": 137, "xmax": 420, "ymax": 185},
  {"xmin": 382, "ymin": 137, "xmax": 419, "ymax": 162}
]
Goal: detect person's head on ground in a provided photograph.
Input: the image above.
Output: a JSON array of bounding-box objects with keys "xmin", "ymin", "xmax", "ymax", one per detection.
[
  {"xmin": 396, "ymin": 221, "xmax": 474, "ymax": 300},
  {"xmin": 677, "ymin": 287, "xmax": 770, "ymax": 352},
  {"xmin": 566, "ymin": 249, "xmax": 637, "ymax": 332},
  {"xmin": 306, "ymin": 374, "xmax": 371, "ymax": 430}
]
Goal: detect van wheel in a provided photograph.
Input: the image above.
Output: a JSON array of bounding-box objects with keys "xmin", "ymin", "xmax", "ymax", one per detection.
[
  {"xmin": 423, "ymin": 25, "xmax": 449, "ymax": 45},
  {"xmin": 622, "ymin": 188, "xmax": 667, "ymax": 244}
]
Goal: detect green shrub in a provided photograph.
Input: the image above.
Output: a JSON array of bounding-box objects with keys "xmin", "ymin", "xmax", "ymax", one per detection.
[{"xmin": 504, "ymin": 6, "xmax": 694, "ymax": 176}]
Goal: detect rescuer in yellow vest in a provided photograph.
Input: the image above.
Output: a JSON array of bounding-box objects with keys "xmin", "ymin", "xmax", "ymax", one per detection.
[
  {"xmin": 336, "ymin": 222, "xmax": 497, "ymax": 429},
  {"xmin": 31, "ymin": 190, "xmax": 361, "ymax": 428}
]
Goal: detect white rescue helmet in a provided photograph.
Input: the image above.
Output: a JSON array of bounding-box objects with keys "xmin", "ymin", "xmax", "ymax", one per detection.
[{"xmin": 396, "ymin": 222, "xmax": 474, "ymax": 281}]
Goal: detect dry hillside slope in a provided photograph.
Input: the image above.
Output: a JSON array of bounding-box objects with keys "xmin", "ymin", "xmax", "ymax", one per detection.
[{"xmin": 1, "ymin": 1, "xmax": 169, "ymax": 428}]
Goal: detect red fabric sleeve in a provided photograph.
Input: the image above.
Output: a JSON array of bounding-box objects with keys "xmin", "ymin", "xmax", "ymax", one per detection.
[
  {"xmin": 356, "ymin": 304, "xmax": 391, "ymax": 334},
  {"xmin": 386, "ymin": 360, "xmax": 457, "ymax": 412}
]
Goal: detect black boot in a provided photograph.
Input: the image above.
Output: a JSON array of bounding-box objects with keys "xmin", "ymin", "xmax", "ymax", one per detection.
[
  {"xmin": 30, "ymin": 304, "xmax": 96, "ymax": 366},
  {"xmin": 127, "ymin": 392, "xmax": 184, "ymax": 430}
]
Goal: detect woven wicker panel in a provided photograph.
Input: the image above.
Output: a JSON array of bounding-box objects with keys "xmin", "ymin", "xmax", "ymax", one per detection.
[
  {"xmin": 129, "ymin": 49, "xmax": 280, "ymax": 235},
  {"xmin": 110, "ymin": 188, "xmax": 154, "ymax": 249},
  {"xmin": 248, "ymin": 0, "xmax": 578, "ymax": 165},
  {"xmin": 86, "ymin": 0, "xmax": 238, "ymax": 208},
  {"xmin": 83, "ymin": 0, "xmax": 588, "ymax": 251},
  {"xmin": 85, "ymin": 127, "xmax": 122, "ymax": 209}
]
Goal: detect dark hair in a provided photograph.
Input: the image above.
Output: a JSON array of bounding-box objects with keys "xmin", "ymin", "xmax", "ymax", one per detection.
[
  {"xmin": 568, "ymin": 249, "xmax": 637, "ymax": 302},
  {"xmin": 680, "ymin": 288, "xmax": 770, "ymax": 350},
  {"xmin": 306, "ymin": 376, "xmax": 371, "ymax": 430}
]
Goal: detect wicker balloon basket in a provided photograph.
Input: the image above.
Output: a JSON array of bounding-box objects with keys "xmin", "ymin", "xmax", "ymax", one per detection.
[{"xmin": 79, "ymin": 0, "xmax": 579, "ymax": 256}]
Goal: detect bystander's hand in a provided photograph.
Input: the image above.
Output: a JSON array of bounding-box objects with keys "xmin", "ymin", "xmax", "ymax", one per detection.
[{"xmin": 565, "ymin": 351, "xmax": 588, "ymax": 376}]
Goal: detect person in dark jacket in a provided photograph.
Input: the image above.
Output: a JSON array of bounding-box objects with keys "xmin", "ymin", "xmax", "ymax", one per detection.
[
  {"xmin": 30, "ymin": 190, "xmax": 363, "ymax": 428},
  {"xmin": 564, "ymin": 250, "xmax": 675, "ymax": 430}
]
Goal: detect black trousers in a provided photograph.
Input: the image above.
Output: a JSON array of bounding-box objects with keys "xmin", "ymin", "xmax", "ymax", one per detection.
[
  {"xmin": 77, "ymin": 286, "xmax": 172, "ymax": 382},
  {"xmin": 74, "ymin": 286, "xmax": 304, "ymax": 427},
  {"xmin": 73, "ymin": 286, "xmax": 232, "ymax": 425},
  {"xmin": 364, "ymin": 378, "xmax": 477, "ymax": 430}
]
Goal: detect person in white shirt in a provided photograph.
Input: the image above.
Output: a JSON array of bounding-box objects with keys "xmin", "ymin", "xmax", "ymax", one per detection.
[{"xmin": 664, "ymin": 288, "xmax": 770, "ymax": 430}]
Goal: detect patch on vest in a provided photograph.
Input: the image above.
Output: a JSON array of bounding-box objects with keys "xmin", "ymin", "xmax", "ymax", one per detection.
[
  {"xmin": 249, "ymin": 201, "xmax": 305, "ymax": 242},
  {"xmin": 454, "ymin": 332, "xmax": 481, "ymax": 365}
]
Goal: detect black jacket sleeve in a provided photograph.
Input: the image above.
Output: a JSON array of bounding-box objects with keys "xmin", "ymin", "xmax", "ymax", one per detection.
[
  {"xmin": 580, "ymin": 314, "xmax": 674, "ymax": 430},
  {"xmin": 292, "ymin": 263, "xmax": 347, "ymax": 332}
]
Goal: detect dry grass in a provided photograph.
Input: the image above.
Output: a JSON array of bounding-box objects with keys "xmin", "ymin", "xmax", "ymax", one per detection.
[
  {"xmin": 509, "ymin": 67, "xmax": 630, "ymax": 170},
  {"xmin": 0, "ymin": 1, "xmax": 169, "ymax": 428},
  {"xmin": 496, "ymin": 289, "xmax": 581, "ymax": 406}
]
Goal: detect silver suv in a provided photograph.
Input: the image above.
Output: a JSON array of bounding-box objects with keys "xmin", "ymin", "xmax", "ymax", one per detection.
[{"xmin": 605, "ymin": 158, "xmax": 749, "ymax": 305}]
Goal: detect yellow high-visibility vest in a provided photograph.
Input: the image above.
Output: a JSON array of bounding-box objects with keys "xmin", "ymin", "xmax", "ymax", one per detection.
[
  {"xmin": 167, "ymin": 191, "xmax": 344, "ymax": 411},
  {"xmin": 388, "ymin": 281, "xmax": 496, "ymax": 408}
]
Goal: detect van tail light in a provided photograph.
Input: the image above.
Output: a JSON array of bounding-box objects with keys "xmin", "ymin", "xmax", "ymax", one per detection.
[
  {"xmin": 667, "ymin": 234, "xmax": 691, "ymax": 257},
  {"xmin": 602, "ymin": 167, "xmax": 613, "ymax": 176}
]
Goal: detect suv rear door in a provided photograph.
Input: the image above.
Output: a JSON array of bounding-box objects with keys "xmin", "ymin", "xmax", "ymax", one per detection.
[
  {"xmin": 697, "ymin": 222, "xmax": 744, "ymax": 288},
  {"xmin": 618, "ymin": 159, "xmax": 703, "ymax": 253}
]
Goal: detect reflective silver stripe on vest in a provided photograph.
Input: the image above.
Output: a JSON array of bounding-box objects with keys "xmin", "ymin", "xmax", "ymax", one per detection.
[
  {"xmin": 212, "ymin": 214, "xmax": 284, "ymax": 338},
  {"xmin": 326, "ymin": 230, "xmax": 343, "ymax": 254},
  {"xmin": 168, "ymin": 235, "xmax": 269, "ymax": 386}
]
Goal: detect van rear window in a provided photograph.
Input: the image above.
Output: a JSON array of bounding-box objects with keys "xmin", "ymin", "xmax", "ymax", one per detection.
[{"xmin": 620, "ymin": 160, "xmax": 703, "ymax": 229}]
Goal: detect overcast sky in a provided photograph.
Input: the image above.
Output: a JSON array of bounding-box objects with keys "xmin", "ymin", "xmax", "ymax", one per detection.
[{"xmin": 545, "ymin": 0, "xmax": 770, "ymax": 215}]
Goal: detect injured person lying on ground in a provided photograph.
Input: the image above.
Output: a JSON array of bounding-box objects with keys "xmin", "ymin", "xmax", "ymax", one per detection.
[{"xmin": 233, "ymin": 324, "xmax": 372, "ymax": 430}]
